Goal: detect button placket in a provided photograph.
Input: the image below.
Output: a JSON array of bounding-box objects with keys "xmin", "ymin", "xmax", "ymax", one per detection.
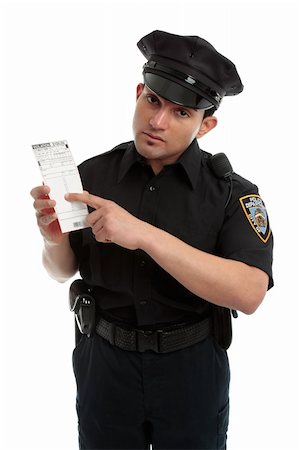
[{"xmin": 133, "ymin": 181, "xmax": 159, "ymax": 325}]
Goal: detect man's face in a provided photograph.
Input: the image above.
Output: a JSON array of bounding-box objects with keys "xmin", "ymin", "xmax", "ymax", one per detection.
[{"xmin": 132, "ymin": 84, "xmax": 208, "ymax": 171}]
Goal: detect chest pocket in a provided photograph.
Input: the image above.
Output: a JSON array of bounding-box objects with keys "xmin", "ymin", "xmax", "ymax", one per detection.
[{"xmin": 157, "ymin": 201, "xmax": 222, "ymax": 253}]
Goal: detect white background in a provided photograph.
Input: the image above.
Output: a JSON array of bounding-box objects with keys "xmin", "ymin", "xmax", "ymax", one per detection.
[{"xmin": 2, "ymin": 0, "xmax": 299, "ymax": 449}]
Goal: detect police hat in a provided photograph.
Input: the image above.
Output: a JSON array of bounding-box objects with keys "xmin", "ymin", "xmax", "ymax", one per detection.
[{"xmin": 137, "ymin": 30, "xmax": 243, "ymax": 110}]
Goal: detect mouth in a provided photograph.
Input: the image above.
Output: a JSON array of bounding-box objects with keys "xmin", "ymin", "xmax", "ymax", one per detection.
[{"xmin": 143, "ymin": 132, "xmax": 165, "ymax": 142}]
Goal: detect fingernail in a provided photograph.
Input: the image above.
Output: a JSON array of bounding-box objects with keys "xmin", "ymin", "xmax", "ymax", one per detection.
[{"xmin": 64, "ymin": 193, "xmax": 69, "ymax": 200}]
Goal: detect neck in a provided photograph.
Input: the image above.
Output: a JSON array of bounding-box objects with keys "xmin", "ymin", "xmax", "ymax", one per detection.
[{"xmin": 146, "ymin": 159, "xmax": 163, "ymax": 175}]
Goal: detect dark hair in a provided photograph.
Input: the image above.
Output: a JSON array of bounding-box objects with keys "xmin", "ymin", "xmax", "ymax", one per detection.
[{"xmin": 203, "ymin": 106, "xmax": 217, "ymax": 119}]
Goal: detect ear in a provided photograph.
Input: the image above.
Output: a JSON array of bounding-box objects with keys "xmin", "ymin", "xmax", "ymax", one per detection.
[
  {"xmin": 196, "ymin": 115, "xmax": 218, "ymax": 138},
  {"xmin": 136, "ymin": 83, "xmax": 144, "ymax": 100}
]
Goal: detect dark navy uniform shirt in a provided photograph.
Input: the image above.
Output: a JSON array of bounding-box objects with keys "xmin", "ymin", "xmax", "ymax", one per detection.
[{"xmin": 69, "ymin": 139, "xmax": 273, "ymax": 328}]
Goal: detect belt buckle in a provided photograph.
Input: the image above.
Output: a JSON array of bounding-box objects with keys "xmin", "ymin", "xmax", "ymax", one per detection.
[{"xmin": 136, "ymin": 329, "xmax": 162, "ymax": 352}]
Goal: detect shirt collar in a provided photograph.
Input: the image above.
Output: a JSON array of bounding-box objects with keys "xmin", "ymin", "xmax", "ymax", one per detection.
[
  {"xmin": 177, "ymin": 139, "xmax": 202, "ymax": 190},
  {"xmin": 117, "ymin": 141, "xmax": 143, "ymax": 183},
  {"xmin": 118, "ymin": 139, "xmax": 202, "ymax": 189}
]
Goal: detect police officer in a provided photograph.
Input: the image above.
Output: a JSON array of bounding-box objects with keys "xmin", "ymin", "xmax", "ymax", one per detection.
[{"xmin": 30, "ymin": 30, "xmax": 274, "ymax": 450}]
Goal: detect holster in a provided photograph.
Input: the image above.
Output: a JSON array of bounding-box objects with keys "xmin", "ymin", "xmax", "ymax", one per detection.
[
  {"xmin": 211, "ymin": 305, "xmax": 237, "ymax": 350},
  {"xmin": 69, "ymin": 279, "xmax": 96, "ymax": 344}
]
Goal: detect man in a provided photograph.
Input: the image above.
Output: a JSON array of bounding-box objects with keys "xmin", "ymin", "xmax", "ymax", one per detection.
[{"xmin": 31, "ymin": 30, "xmax": 273, "ymax": 450}]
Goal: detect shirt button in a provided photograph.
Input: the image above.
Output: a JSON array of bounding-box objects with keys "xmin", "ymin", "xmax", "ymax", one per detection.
[
  {"xmin": 139, "ymin": 300, "xmax": 147, "ymax": 305},
  {"xmin": 140, "ymin": 260, "xmax": 146, "ymax": 267},
  {"xmin": 149, "ymin": 186, "xmax": 156, "ymax": 191}
]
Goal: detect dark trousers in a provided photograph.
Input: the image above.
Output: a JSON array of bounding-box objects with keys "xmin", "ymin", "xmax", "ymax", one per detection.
[{"xmin": 73, "ymin": 333, "xmax": 230, "ymax": 450}]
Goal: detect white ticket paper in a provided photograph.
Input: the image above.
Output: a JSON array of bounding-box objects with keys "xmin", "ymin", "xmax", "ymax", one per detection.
[{"xmin": 32, "ymin": 140, "xmax": 89, "ymax": 233}]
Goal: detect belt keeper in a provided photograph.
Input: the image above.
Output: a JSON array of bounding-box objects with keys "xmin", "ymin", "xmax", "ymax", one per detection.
[
  {"xmin": 156, "ymin": 330, "xmax": 162, "ymax": 353},
  {"xmin": 110, "ymin": 322, "xmax": 116, "ymax": 346}
]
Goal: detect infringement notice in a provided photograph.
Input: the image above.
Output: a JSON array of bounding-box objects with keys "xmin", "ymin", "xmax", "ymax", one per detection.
[{"xmin": 32, "ymin": 140, "xmax": 88, "ymax": 233}]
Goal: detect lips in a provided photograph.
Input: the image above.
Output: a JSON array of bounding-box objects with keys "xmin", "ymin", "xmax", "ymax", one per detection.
[{"xmin": 143, "ymin": 132, "xmax": 165, "ymax": 142}]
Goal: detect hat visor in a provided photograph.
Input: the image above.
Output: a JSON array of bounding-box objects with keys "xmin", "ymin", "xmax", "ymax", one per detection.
[{"xmin": 144, "ymin": 72, "xmax": 215, "ymax": 110}]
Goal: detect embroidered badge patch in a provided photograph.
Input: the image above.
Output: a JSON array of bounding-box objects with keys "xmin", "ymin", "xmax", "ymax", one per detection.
[{"xmin": 239, "ymin": 194, "xmax": 271, "ymax": 243}]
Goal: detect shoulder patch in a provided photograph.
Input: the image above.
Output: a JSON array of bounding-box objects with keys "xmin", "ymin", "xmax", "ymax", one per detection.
[{"xmin": 239, "ymin": 194, "xmax": 271, "ymax": 243}]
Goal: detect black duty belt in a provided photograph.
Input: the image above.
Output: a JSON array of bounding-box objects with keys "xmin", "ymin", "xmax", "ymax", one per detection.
[{"xmin": 95, "ymin": 317, "xmax": 210, "ymax": 353}]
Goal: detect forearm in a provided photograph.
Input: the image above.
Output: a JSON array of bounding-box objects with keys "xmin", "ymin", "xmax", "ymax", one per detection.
[
  {"xmin": 42, "ymin": 234, "xmax": 78, "ymax": 283},
  {"xmin": 63, "ymin": 191, "xmax": 268, "ymax": 313},
  {"xmin": 139, "ymin": 223, "xmax": 268, "ymax": 314}
]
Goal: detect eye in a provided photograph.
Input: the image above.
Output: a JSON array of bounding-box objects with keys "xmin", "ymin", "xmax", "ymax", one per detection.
[
  {"xmin": 177, "ymin": 110, "xmax": 190, "ymax": 118},
  {"xmin": 146, "ymin": 94, "xmax": 159, "ymax": 105}
]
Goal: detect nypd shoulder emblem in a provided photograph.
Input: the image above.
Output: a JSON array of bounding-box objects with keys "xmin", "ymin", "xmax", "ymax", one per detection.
[{"xmin": 239, "ymin": 194, "xmax": 271, "ymax": 243}]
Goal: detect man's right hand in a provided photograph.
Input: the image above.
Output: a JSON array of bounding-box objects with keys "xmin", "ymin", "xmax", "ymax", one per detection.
[{"xmin": 30, "ymin": 185, "xmax": 65, "ymax": 244}]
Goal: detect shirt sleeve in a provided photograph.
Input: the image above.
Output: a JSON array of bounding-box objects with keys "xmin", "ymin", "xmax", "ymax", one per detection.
[{"xmin": 216, "ymin": 179, "xmax": 274, "ymax": 290}]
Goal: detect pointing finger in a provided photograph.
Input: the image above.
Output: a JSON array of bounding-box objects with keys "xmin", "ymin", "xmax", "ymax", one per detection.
[{"xmin": 65, "ymin": 191, "xmax": 107, "ymax": 209}]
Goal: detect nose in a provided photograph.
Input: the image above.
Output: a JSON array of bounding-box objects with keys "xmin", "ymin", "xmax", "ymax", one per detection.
[{"xmin": 149, "ymin": 108, "xmax": 169, "ymax": 130}]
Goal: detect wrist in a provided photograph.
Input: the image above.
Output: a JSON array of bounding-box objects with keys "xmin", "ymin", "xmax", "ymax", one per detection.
[
  {"xmin": 137, "ymin": 222, "xmax": 162, "ymax": 253},
  {"xmin": 43, "ymin": 233, "xmax": 69, "ymax": 248}
]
